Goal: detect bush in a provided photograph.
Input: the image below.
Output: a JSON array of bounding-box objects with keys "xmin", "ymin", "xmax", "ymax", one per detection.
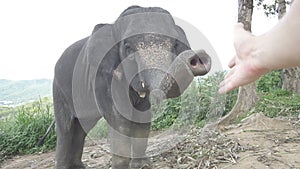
[
  {"xmin": 151, "ymin": 71, "xmax": 238, "ymax": 129},
  {"xmin": 198, "ymin": 72, "xmax": 238, "ymax": 120},
  {"xmin": 0, "ymin": 98, "xmax": 56, "ymax": 162},
  {"xmin": 151, "ymin": 97, "xmax": 181, "ymax": 130},
  {"xmin": 257, "ymin": 70, "xmax": 282, "ymax": 92},
  {"xmin": 255, "ymin": 70, "xmax": 300, "ymax": 117}
]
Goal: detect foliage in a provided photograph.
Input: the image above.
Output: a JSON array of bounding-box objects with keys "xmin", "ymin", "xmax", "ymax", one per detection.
[
  {"xmin": 257, "ymin": 70, "xmax": 282, "ymax": 92},
  {"xmin": 151, "ymin": 71, "xmax": 238, "ymax": 130},
  {"xmin": 151, "ymin": 97, "xmax": 181, "ymax": 130},
  {"xmin": 199, "ymin": 72, "xmax": 238, "ymax": 120},
  {"xmin": 0, "ymin": 98, "xmax": 56, "ymax": 162},
  {"xmin": 255, "ymin": 0, "xmax": 291, "ymax": 17},
  {"xmin": 255, "ymin": 71, "xmax": 299, "ymax": 118}
]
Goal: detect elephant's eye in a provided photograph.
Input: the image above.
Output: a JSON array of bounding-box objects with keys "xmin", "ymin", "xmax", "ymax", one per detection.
[{"xmin": 124, "ymin": 43, "xmax": 134, "ymax": 57}]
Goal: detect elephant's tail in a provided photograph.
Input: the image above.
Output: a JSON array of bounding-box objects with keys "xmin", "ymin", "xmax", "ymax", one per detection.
[{"xmin": 37, "ymin": 120, "xmax": 56, "ymax": 146}]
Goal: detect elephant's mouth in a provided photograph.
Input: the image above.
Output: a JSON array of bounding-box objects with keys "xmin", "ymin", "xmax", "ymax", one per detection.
[
  {"xmin": 137, "ymin": 82, "xmax": 147, "ymax": 98},
  {"xmin": 131, "ymin": 81, "xmax": 148, "ymax": 99},
  {"xmin": 137, "ymin": 91, "xmax": 147, "ymax": 98},
  {"xmin": 130, "ymin": 83, "xmax": 153, "ymax": 112},
  {"xmin": 131, "ymin": 77, "xmax": 178, "ymax": 100}
]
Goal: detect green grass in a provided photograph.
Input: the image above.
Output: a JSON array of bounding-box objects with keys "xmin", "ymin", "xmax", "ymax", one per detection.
[
  {"xmin": 0, "ymin": 98, "xmax": 56, "ymax": 162},
  {"xmin": 256, "ymin": 89, "xmax": 300, "ymax": 117}
]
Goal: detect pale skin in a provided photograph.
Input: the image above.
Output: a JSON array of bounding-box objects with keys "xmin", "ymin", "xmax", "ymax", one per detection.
[{"xmin": 219, "ymin": 0, "xmax": 300, "ymax": 94}]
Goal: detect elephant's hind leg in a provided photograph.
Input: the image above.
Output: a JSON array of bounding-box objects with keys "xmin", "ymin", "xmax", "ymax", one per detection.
[
  {"xmin": 55, "ymin": 118, "xmax": 87, "ymax": 169},
  {"xmin": 70, "ymin": 118, "xmax": 87, "ymax": 168},
  {"xmin": 54, "ymin": 87, "xmax": 87, "ymax": 169}
]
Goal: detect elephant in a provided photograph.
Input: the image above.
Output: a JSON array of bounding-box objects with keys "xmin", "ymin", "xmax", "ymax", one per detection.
[{"xmin": 53, "ymin": 6, "xmax": 211, "ymax": 169}]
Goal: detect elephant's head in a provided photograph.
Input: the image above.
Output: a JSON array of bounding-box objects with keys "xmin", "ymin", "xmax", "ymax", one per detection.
[
  {"xmin": 90, "ymin": 6, "xmax": 211, "ymax": 120},
  {"xmin": 111, "ymin": 6, "xmax": 211, "ymax": 108}
]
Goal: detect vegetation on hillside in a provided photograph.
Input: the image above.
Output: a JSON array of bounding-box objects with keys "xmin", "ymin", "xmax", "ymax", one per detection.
[
  {"xmin": 0, "ymin": 79, "xmax": 52, "ymax": 105},
  {"xmin": 0, "ymin": 98, "xmax": 56, "ymax": 162}
]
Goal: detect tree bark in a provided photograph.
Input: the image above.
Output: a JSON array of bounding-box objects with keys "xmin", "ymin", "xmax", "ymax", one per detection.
[
  {"xmin": 217, "ymin": 0, "xmax": 259, "ymax": 127},
  {"xmin": 280, "ymin": 0, "xmax": 300, "ymax": 94},
  {"xmin": 277, "ymin": 0, "xmax": 286, "ymax": 19},
  {"xmin": 282, "ymin": 67, "xmax": 300, "ymax": 93}
]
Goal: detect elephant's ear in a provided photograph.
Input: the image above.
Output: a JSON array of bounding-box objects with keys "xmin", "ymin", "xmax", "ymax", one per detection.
[
  {"xmin": 174, "ymin": 25, "xmax": 191, "ymax": 55},
  {"xmin": 92, "ymin": 24, "xmax": 106, "ymax": 35},
  {"xmin": 73, "ymin": 24, "xmax": 118, "ymax": 124},
  {"xmin": 118, "ymin": 40, "xmax": 127, "ymax": 61},
  {"xmin": 87, "ymin": 24, "xmax": 118, "ymax": 68}
]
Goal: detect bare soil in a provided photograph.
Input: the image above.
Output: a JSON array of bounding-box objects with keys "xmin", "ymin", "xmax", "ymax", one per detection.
[{"xmin": 1, "ymin": 113, "xmax": 300, "ymax": 169}]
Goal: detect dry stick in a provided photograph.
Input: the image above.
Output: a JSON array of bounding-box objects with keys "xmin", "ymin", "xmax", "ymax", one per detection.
[
  {"xmin": 197, "ymin": 157, "xmax": 204, "ymax": 169},
  {"xmin": 222, "ymin": 154, "xmax": 252, "ymax": 169}
]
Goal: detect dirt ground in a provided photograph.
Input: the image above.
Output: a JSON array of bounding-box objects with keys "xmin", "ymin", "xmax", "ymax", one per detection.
[{"xmin": 1, "ymin": 113, "xmax": 300, "ymax": 169}]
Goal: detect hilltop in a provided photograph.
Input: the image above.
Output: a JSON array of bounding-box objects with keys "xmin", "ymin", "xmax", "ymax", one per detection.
[{"xmin": 0, "ymin": 79, "xmax": 52, "ymax": 106}]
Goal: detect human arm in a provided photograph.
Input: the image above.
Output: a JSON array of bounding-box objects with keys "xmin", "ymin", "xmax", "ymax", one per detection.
[{"xmin": 219, "ymin": 0, "xmax": 300, "ymax": 94}]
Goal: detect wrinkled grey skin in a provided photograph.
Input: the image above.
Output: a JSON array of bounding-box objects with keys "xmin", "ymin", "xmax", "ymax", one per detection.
[{"xmin": 53, "ymin": 6, "xmax": 211, "ymax": 169}]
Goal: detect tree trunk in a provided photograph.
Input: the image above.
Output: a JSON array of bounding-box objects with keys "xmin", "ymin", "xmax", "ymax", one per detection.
[
  {"xmin": 277, "ymin": 0, "xmax": 286, "ymax": 19},
  {"xmin": 282, "ymin": 67, "xmax": 300, "ymax": 93},
  {"xmin": 217, "ymin": 0, "xmax": 259, "ymax": 127},
  {"xmin": 280, "ymin": 0, "xmax": 300, "ymax": 94}
]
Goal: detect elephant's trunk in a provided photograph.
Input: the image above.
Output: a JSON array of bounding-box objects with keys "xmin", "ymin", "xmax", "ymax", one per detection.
[{"xmin": 158, "ymin": 49, "xmax": 211, "ymax": 98}]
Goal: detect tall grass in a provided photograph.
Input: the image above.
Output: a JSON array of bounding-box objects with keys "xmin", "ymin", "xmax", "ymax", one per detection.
[
  {"xmin": 256, "ymin": 70, "xmax": 300, "ymax": 117},
  {"xmin": 0, "ymin": 98, "xmax": 56, "ymax": 162}
]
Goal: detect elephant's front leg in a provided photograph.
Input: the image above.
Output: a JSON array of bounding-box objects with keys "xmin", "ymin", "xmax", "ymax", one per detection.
[
  {"xmin": 130, "ymin": 122, "xmax": 152, "ymax": 169},
  {"xmin": 109, "ymin": 116, "xmax": 132, "ymax": 169}
]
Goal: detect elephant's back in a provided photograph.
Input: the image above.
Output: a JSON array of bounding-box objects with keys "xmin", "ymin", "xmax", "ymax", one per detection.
[{"xmin": 53, "ymin": 37, "xmax": 89, "ymax": 101}]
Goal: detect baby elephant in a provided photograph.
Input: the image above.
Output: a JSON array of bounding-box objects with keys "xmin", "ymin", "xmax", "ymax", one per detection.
[{"xmin": 53, "ymin": 6, "xmax": 211, "ymax": 169}]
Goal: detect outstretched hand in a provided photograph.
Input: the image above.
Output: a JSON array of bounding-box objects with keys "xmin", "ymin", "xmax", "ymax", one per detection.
[{"xmin": 218, "ymin": 23, "xmax": 269, "ymax": 94}]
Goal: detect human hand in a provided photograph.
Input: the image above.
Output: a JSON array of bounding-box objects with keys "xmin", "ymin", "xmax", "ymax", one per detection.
[{"xmin": 218, "ymin": 23, "xmax": 269, "ymax": 94}]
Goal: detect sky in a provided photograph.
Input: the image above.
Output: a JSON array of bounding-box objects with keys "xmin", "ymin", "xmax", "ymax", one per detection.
[{"xmin": 0, "ymin": 0, "xmax": 277, "ymax": 80}]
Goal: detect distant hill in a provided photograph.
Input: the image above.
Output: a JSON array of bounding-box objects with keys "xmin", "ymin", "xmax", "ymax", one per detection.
[{"xmin": 0, "ymin": 79, "xmax": 53, "ymax": 105}]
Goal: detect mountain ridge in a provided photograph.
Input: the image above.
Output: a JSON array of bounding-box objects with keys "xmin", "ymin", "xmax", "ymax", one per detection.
[{"xmin": 0, "ymin": 79, "xmax": 53, "ymax": 105}]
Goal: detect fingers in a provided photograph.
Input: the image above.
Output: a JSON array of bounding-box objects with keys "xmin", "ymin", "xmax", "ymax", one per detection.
[
  {"xmin": 228, "ymin": 56, "xmax": 236, "ymax": 68},
  {"xmin": 219, "ymin": 67, "xmax": 238, "ymax": 94},
  {"xmin": 219, "ymin": 23, "xmax": 256, "ymax": 94},
  {"xmin": 218, "ymin": 77, "xmax": 236, "ymax": 94},
  {"xmin": 224, "ymin": 66, "xmax": 235, "ymax": 79},
  {"xmin": 219, "ymin": 55, "xmax": 237, "ymax": 94}
]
